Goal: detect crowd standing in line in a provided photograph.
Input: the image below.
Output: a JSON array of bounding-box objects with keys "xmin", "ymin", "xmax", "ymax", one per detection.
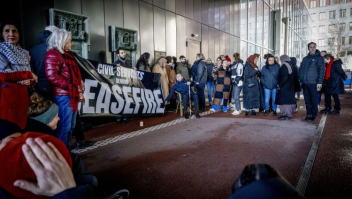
[{"xmin": 0, "ymin": 17, "xmax": 348, "ymax": 198}]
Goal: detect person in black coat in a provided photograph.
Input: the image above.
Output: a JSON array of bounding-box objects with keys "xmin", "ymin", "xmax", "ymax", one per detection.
[
  {"xmin": 276, "ymin": 55, "xmax": 296, "ymax": 120},
  {"xmin": 321, "ymin": 54, "xmax": 347, "ymax": 114},
  {"xmin": 243, "ymin": 55, "xmax": 262, "ymax": 117},
  {"xmin": 30, "ymin": 26, "xmax": 59, "ymax": 99}
]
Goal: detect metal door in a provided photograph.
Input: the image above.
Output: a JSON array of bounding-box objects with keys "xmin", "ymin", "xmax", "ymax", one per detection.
[{"xmin": 187, "ymin": 39, "xmax": 201, "ymax": 68}]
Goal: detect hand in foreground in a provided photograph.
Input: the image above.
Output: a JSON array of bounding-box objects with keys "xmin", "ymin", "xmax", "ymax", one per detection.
[
  {"xmin": 17, "ymin": 79, "xmax": 31, "ymax": 86},
  {"xmin": 14, "ymin": 138, "xmax": 76, "ymax": 196},
  {"xmin": 186, "ymin": 82, "xmax": 191, "ymax": 86},
  {"xmin": 31, "ymin": 73, "xmax": 38, "ymax": 83},
  {"xmin": 317, "ymin": 84, "xmax": 322, "ymax": 91}
]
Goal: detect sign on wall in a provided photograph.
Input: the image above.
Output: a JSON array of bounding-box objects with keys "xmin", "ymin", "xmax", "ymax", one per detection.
[
  {"xmin": 73, "ymin": 55, "xmax": 165, "ymax": 117},
  {"xmin": 49, "ymin": 8, "xmax": 89, "ymax": 58},
  {"xmin": 109, "ymin": 26, "xmax": 138, "ymax": 67}
]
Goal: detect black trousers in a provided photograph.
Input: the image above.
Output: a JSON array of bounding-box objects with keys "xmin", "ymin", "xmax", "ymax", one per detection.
[
  {"xmin": 73, "ymin": 112, "xmax": 85, "ymax": 141},
  {"xmin": 325, "ymin": 94, "xmax": 341, "ymax": 110},
  {"xmin": 302, "ymin": 83, "xmax": 318, "ymax": 117}
]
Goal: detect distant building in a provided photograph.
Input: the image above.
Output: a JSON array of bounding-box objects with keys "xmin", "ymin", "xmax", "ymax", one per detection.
[{"xmin": 306, "ymin": 0, "xmax": 352, "ymax": 69}]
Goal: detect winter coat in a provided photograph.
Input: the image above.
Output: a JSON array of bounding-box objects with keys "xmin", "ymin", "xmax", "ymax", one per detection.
[
  {"xmin": 137, "ymin": 62, "xmax": 151, "ymax": 72},
  {"xmin": 243, "ymin": 62, "xmax": 261, "ymax": 109},
  {"xmin": 290, "ymin": 57, "xmax": 301, "ymax": 92},
  {"xmin": 206, "ymin": 63, "xmax": 215, "ymax": 82},
  {"xmin": 0, "ymin": 71, "xmax": 34, "ymax": 129},
  {"xmin": 165, "ymin": 65, "xmax": 176, "ymax": 92},
  {"xmin": 176, "ymin": 62, "xmax": 190, "ymax": 80},
  {"xmin": 45, "ymin": 49, "xmax": 84, "ymax": 96},
  {"xmin": 260, "ymin": 64, "xmax": 280, "ymax": 90},
  {"xmin": 165, "ymin": 78, "xmax": 196, "ymax": 102},
  {"xmin": 213, "ymin": 68, "xmax": 232, "ymax": 107},
  {"xmin": 230, "ymin": 59, "xmax": 244, "ymax": 86},
  {"xmin": 325, "ymin": 59, "xmax": 346, "ymax": 95},
  {"xmin": 299, "ymin": 50, "xmax": 325, "ymax": 85},
  {"xmin": 276, "ymin": 64, "xmax": 295, "ymax": 105},
  {"xmin": 30, "ymin": 30, "xmax": 52, "ymax": 94},
  {"xmin": 112, "ymin": 57, "xmax": 131, "ymax": 68},
  {"xmin": 191, "ymin": 59, "xmax": 207, "ymax": 83},
  {"xmin": 152, "ymin": 63, "xmax": 169, "ymax": 100}
]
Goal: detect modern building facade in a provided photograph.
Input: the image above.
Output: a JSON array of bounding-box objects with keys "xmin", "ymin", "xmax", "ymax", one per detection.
[
  {"xmin": 2, "ymin": 0, "xmax": 311, "ymax": 66},
  {"xmin": 306, "ymin": 0, "xmax": 352, "ymax": 69},
  {"xmin": 240, "ymin": 0, "xmax": 312, "ymax": 65}
]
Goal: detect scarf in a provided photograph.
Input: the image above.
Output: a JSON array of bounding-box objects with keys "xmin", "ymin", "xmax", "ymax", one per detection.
[
  {"xmin": 280, "ymin": 55, "xmax": 292, "ymax": 74},
  {"xmin": 0, "ymin": 41, "xmax": 31, "ymax": 71},
  {"xmin": 246, "ymin": 55, "xmax": 259, "ymax": 78},
  {"xmin": 325, "ymin": 57, "xmax": 334, "ymax": 80},
  {"xmin": 63, "ymin": 51, "xmax": 84, "ymax": 112}
]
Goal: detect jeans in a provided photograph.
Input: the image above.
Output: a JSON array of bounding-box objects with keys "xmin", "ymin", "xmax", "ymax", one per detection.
[
  {"xmin": 206, "ymin": 81, "xmax": 215, "ymax": 103},
  {"xmin": 196, "ymin": 83, "xmax": 206, "ymax": 108},
  {"xmin": 232, "ymin": 85, "xmax": 243, "ymax": 111},
  {"xmin": 302, "ymin": 83, "xmax": 318, "ymax": 117},
  {"xmin": 317, "ymin": 92, "xmax": 322, "ymax": 105},
  {"xmin": 264, "ymin": 88, "xmax": 277, "ymax": 111},
  {"xmin": 325, "ymin": 94, "xmax": 341, "ymax": 110},
  {"xmin": 53, "ymin": 95, "xmax": 77, "ymax": 150},
  {"xmin": 181, "ymin": 93, "xmax": 199, "ymax": 112}
]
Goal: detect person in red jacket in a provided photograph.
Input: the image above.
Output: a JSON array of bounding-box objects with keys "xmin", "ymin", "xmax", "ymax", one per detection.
[{"xmin": 45, "ymin": 29, "xmax": 85, "ymax": 150}]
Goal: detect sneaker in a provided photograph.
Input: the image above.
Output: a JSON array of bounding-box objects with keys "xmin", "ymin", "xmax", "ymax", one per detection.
[
  {"xmin": 273, "ymin": 111, "xmax": 277, "ymax": 116},
  {"xmin": 251, "ymin": 110, "xmax": 257, "ymax": 116},
  {"xmin": 102, "ymin": 189, "xmax": 129, "ymax": 199},
  {"xmin": 329, "ymin": 110, "xmax": 340, "ymax": 115},
  {"xmin": 195, "ymin": 112, "xmax": 201, "ymax": 118},
  {"xmin": 302, "ymin": 115, "xmax": 312, "ymax": 121},
  {"xmin": 210, "ymin": 108, "xmax": 216, "ymax": 113},
  {"xmin": 320, "ymin": 108, "xmax": 327, "ymax": 113},
  {"xmin": 76, "ymin": 140, "xmax": 95, "ymax": 149},
  {"xmin": 232, "ymin": 110, "xmax": 240, "ymax": 115},
  {"xmin": 308, "ymin": 116, "xmax": 316, "ymax": 121},
  {"xmin": 184, "ymin": 112, "xmax": 190, "ymax": 119},
  {"xmin": 279, "ymin": 116, "xmax": 290, "ymax": 120},
  {"xmin": 264, "ymin": 110, "xmax": 269, "ymax": 116}
]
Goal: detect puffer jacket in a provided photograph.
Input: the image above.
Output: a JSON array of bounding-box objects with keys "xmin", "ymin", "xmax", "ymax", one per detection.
[
  {"xmin": 299, "ymin": 50, "xmax": 325, "ymax": 85},
  {"xmin": 260, "ymin": 63, "xmax": 280, "ymax": 90},
  {"xmin": 191, "ymin": 59, "xmax": 207, "ymax": 83},
  {"xmin": 45, "ymin": 49, "xmax": 71, "ymax": 96},
  {"xmin": 325, "ymin": 59, "xmax": 346, "ymax": 95}
]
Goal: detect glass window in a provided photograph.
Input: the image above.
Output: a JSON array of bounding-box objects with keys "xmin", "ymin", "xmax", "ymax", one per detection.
[
  {"xmin": 329, "ymin": 10, "xmax": 336, "ymax": 19},
  {"xmin": 319, "ymin": 12, "xmax": 325, "ymax": 20},
  {"xmin": 320, "ymin": 0, "xmax": 326, "ymax": 6},
  {"xmin": 241, "ymin": 41, "xmax": 248, "ymax": 59},
  {"xmin": 311, "ymin": 13, "xmax": 316, "ymax": 20},
  {"xmin": 341, "ymin": 37, "xmax": 345, "ymax": 45},
  {"xmin": 340, "ymin": 9, "xmax": 346, "ymax": 18},
  {"xmin": 240, "ymin": 0, "xmax": 248, "ymax": 40},
  {"xmin": 330, "ymin": 0, "xmax": 336, "ymax": 5},
  {"xmin": 318, "ymin": 39, "xmax": 324, "ymax": 47},
  {"xmin": 264, "ymin": 5, "xmax": 270, "ymax": 49},
  {"xmin": 340, "ymin": 23, "xmax": 346, "ymax": 32},
  {"xmin": 349, "ymin": 36, "xmax": 352, "ymax": 45},
  {"xmin": 270, "ymin": 0, "xmax": 274, "ymax": 4},
  {"xmin": 351, "ymin": 8, "xmax": 352, "ymax": 16},
  {"xmin": 319, "ymin": 25, "xmax": 325, "ymax": 33},
  {"xmin": 340, "ymin": 52, "xmax": 346, "ymax": 57},
  {"xmin": 257, "ymin": 0, "xmax": 264, "ymax": 46},
  {"xmin": 328, "ymin": 38, "xmax": 334, "ymax": 45},
  {"xmin": 328, "ymin": 24, "xmax": 334, "ymax": 33},
  {"xmin": 350, "ymin": 22, "xmax": 352, "ymax": 31},
  {"xmin": 241, "ymin": 3, "xmax": 246, "ymax": 9},
  {"xmin": 310, "ymin": 1, "xmax": 316, "ymax": 8},
  {"xmin": 341, "ymin": 0, "xmax": 346, "ymax": 3}
]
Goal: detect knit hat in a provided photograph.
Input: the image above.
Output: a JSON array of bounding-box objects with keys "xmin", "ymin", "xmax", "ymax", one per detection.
[
  {"xmin": 225, "ymin": 55, "xmax": 231, "ymax": 62},
  {"xmin": 0, "ymin": 119, "xmax": 22, "ymax": 140},
  {"xmin": 0, "ymin": 132, "xmax": 72, "ymax": 199},
  {"xmin": 29, "ymin": 103, "xmax": 58, "ymax": 125}
]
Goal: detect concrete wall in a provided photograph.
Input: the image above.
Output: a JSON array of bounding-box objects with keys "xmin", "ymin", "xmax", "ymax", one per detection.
[{"xmin": 3, "ymin": 0, "xmax": 240, "ymax": 65}]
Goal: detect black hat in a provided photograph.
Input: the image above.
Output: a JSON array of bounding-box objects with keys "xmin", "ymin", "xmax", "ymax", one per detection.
[{"xmin": 0, "ymin": 119, "xmax": 22, "ymax": 140}]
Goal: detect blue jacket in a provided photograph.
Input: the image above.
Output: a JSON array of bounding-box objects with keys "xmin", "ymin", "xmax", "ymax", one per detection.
[
  {"xmin": 165, "ymin": 79, "xmax": 195, "ymax": 101},
  {"xmin": 299, "ymin": 50, "xmax": 325, "ymax": 85},
  {"xmin": 260, "ymin": 63, "xmax": 280, "ymax": 89},
  {"xmin": 30, "ymin": 30, "xmax": 52, "ymax": 94}
]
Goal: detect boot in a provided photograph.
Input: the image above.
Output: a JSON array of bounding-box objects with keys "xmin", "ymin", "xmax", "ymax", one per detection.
[
  {"xmin": 184, "ymin": 112, "xmax": 190, "ymax": 119},
  {"xmin": 195, "ymin": 111, "xmax": 201, "ymax": 118},
  {"xmin": 251, "ymin": 110, "xmax": 257, "ymax": 116},
  {"xmin": 245, "ymin": 111, "xmax": 250, "ymax": 117}
]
